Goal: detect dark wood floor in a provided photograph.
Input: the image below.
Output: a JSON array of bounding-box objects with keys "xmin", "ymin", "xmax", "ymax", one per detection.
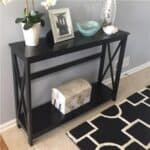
[{"xmin": 0, "ymin": 136, "xmax": 8, "ymax": 150}]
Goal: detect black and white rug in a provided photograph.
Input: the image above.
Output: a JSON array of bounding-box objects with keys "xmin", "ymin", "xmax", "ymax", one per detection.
[{"xmin": 67, "ymin": 86, "xmax": 150, "ymax": 150}]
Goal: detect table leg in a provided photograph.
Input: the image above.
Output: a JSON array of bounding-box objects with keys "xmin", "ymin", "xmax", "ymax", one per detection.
[
  {"xmin": 98, "ymin": 44, "xmax": 107, "ymax": 83},
  {"xmin": 11, "ymin": 53, "xmax": 20, "ymax": 128},
  {"xmin": 112, "ymin": 37, "xmax": 127, "ymax": 100},
  {"xmin": 25, "ymin": 61, "xmax": 33, "ymax": 146}
]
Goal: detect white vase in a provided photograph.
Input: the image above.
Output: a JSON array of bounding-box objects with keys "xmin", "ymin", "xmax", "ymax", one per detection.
[
  {"xmin": 103, "ymin": 0, "xmax": 117, "ymax": 25},
  {"xmin": 21, "ymin": 22, "xmax": 41, "ymax": 46}
]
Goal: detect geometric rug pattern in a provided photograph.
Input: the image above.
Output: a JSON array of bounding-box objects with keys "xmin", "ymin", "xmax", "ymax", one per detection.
[{"xmin": 67, "ymin": 86, "xmax": 150, "ymax": 150}]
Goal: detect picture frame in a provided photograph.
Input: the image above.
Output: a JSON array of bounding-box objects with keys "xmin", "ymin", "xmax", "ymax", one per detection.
[{"xmin": 48, "ymin": 8, "xmax": 74, "ymax": 43}]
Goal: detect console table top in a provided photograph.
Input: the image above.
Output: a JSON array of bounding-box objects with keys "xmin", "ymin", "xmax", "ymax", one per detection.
[{"xmin": 10, "ymin": 30, "xmax": 129, "ymax": 62}]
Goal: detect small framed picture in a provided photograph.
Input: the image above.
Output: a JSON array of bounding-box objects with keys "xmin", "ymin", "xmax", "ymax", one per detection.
[{"xmin": 48, "ymin": 8, "xmax": 74, "ymax": 43}]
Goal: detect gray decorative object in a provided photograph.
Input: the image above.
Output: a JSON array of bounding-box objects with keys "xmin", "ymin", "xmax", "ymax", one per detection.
[
  {"xmin": 103, "ymin": 0, "xmax": 118, "ymax": 35},
  {"xmin": 51, "ymin": 79, "xmax": 92, "ymax": 114},
  {"xmin": 103, "ymin": 0, "xmax": 117, "ymax": 26}
]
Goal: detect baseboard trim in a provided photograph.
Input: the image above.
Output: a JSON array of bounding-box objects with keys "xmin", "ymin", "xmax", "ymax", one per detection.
[
  {"xmin": 0, "ymin": 119, "xmax": 16, "ymax": 133},
  {"xmin": 123, "ymin": 61, "xmax": 150, "ymax": 76},
  {"xmin": 103, "ymin": 61, "xmax": 150, "ymax": 85},
  {"xmin": 0, "ymin": 61, "xmax": 149, "ymax": 133}
]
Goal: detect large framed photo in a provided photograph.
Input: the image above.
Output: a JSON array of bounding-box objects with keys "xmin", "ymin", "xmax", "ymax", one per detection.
[{"xmin": 48, "ymin": 8, "xmax": 74, "ymax": 43}]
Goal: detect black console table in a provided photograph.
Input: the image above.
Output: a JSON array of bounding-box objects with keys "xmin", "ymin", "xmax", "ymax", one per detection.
[{"xmin": 10, "ymin": 30, "xmax": 129, "ymax": 145}]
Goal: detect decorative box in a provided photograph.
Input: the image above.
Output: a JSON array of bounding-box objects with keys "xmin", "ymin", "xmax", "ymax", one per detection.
[{"xmin": 51, "ymin": 79, "xmax": 92, "ymax": 114}]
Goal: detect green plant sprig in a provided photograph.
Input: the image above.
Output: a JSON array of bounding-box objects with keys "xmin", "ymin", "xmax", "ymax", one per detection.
[{"xmin": 15, "ymin": 8, "xmax": 45, "ymax": 30}]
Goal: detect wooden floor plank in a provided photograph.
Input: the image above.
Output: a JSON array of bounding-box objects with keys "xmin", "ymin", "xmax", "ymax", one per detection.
[{"xmin": 0, "ymin": 136, "xmax": 8, "ymax": 150}]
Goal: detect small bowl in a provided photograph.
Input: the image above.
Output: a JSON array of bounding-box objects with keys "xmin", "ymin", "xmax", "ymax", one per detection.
[{"xmin": 77, "ymin": 21, "xmax": 102, "ymax": 37}]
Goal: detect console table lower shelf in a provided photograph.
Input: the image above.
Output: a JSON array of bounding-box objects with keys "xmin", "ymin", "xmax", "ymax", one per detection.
[{"xmin": 19, "ymin": 83, "xmax": 112, "ymax": 140}]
